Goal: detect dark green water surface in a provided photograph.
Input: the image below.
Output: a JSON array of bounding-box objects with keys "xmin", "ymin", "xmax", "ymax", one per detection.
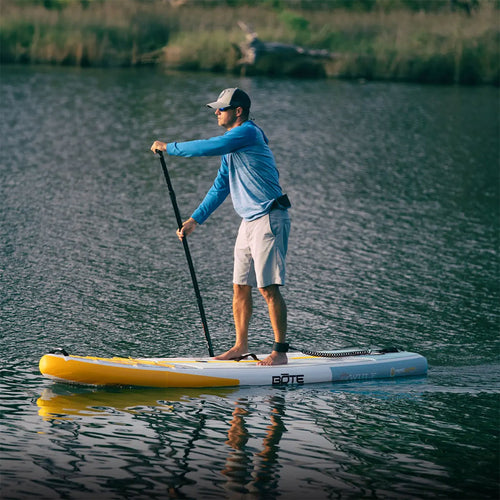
[{"xmin": 1, "ymin": 66, "xmax": 499, "ymax": 499}]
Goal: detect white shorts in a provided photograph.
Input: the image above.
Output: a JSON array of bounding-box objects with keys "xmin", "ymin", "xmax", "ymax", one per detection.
[{"xmin": 233, "ymin": 209, "xmax": 291, "ymax": 289}]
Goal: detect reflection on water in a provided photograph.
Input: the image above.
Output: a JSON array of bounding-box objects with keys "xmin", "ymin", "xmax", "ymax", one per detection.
[
  {"xmin": 36, "ymin": 385, "xmax": 238, "ymax": 419},
  {"xmin": 222, "ymin": 395, "xmax": 285, "ymax": 497},
  {"xmin": 25, "ymin": 369, "xmax": 499, "ymax": 500},
  {"xmin": 34, "ymin": 385, "xmax": 289, "ymax": 498},
  {"xmin": 1, "ymin": 65, "xmax": 499, "ymax": 498}
]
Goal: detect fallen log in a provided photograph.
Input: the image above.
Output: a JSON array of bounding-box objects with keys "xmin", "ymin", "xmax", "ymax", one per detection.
[{"xmin": 234, "ymin": 21, "xmax": 336, "ymax": 77}]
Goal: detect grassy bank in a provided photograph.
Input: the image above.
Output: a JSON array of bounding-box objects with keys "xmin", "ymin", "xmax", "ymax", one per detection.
[{"xmin": 1, "ymin": 0, "xmax": 499, "ymax": 84}]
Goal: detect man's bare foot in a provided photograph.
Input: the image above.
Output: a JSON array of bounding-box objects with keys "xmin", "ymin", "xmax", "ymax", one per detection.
[
  {"xmin": 213, "ymin": 346, "xmax": 248, "ymax": 360},
  {"xmin": 257, "ymin": 351, "xmax": 288, "ymax": 366}
]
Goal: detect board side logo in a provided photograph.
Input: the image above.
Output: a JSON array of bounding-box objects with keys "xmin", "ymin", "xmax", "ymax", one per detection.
[{"xmin": 272, "ymin": 373, "xmax": 305, "ymax": 385}]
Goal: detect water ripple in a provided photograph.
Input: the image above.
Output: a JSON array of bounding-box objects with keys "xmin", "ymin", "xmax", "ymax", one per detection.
[{"xmin": 1, "ymin": 67, "xmax": 498, "ymax": 499}]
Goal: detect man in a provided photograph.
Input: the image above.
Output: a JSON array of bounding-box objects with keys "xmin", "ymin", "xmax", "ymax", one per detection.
[{"xmin": 151, "ymin": 88, "xmax": 291, "ymax": 366}]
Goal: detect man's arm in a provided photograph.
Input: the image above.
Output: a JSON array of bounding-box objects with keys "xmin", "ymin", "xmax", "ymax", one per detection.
[
  {"xmin": 151, "ymin": 124, "xmax": 253, "ymax": 158},
  {"xmin": 190, "ymin": 159, "xmax": 230, "ymax": 225},
  {"xmin": 173, "ymin": 158, "xmax": 231, "ymax": 241}
]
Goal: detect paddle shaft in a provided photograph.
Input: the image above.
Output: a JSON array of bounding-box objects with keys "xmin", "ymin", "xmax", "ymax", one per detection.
[{"xmin": 157, "ymin": 151, "xmax": 214, "ymax": 357}]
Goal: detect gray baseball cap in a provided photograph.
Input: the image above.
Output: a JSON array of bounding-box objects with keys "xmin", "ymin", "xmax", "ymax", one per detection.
[{"xmin": 206, "ymin": 88, "xmax": 251, "ymax": 110}]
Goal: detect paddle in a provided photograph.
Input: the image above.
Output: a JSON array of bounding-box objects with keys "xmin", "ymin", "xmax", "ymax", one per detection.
[{"xmin": 156, "ymin": 150, "xmax": 215, "ymax": 357}]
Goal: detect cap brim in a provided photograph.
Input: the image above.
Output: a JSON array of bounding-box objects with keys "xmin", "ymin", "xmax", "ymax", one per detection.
[{"xmin": 206, "ymin": 100, "xmax": 226, "ymax": 109}]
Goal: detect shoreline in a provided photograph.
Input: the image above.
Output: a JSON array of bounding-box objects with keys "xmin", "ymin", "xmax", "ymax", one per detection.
[{"xmin": 1, "ymin": 0, "xmax": 498, "ymax": 86}]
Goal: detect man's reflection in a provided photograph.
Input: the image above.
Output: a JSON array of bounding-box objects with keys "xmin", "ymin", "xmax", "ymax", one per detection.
[{"xmin": 222, "ymin": 394, "xmax": 286, "ymax": 497}]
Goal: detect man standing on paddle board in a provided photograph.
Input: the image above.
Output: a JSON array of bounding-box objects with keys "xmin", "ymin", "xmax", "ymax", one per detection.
[{"xmin": 151, "ymin": 88, "xmax": 291, "ymax": 366}]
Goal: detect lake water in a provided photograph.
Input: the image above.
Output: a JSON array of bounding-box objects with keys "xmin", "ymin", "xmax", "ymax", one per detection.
[{"xmin": 1, "ymin": 65, "xmax": 499, "ymax": 499}]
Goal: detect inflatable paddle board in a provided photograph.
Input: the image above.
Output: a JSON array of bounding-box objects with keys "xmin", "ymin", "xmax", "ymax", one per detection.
[{"xmin": 39, "ymin": 348, "xmax": 427, "ymax": 388}]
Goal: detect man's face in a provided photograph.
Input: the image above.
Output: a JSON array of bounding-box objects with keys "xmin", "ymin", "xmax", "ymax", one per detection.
[{"xmin": 215, "ymin": 107, "xmax": 239, "ymax": 130}]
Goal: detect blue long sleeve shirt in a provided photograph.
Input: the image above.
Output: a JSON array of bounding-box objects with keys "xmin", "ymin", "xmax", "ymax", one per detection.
[{"xmin": 166, "ymin": 121, "xmax": 283, "ymax": 224}]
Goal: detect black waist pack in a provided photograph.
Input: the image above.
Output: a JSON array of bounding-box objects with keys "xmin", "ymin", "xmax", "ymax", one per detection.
[{"xmin": 272, "ymin": 193, "xmax": 291, "ymax": 210}]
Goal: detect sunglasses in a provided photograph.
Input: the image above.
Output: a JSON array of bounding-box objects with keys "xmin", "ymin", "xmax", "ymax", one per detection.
[{"xmin": 217, "ymin": 106, "xmax": 236, "ymax": 112}]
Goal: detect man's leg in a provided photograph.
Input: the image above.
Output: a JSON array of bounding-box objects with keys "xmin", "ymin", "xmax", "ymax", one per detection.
[
  {"xmin": 257, "ymin": 284, "xmax": 287, "ymax": 366},
  {"xmin": 213, "ymin": 284, "xmax": 252, "ymax": 359}
]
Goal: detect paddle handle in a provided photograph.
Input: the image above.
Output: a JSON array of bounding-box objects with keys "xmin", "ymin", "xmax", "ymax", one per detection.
[{"xmin": 157, "ymin": 150, "xmax": 214, "ymax": 357}]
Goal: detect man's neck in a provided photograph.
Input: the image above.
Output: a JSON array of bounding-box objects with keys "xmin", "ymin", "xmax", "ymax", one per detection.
[{"xmin": 226, "ymin": 118, "xmax": 248, "ymax": 131}]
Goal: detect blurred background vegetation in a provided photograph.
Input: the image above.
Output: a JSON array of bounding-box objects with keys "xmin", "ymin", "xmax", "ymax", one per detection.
[{"xmin": 1, "ymin": 0, "xmax": 498, "ymax": 84}]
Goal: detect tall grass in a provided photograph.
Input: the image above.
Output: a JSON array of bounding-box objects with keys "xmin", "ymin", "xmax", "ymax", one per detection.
[
  {"xmin": 0, "ymin": 0, "xmax": 498, "ymax": 84},
  {"xmin": 305, "ymin": 7, "xmax": 500, "ymax": 84},
  {"xmin": 0, "ymin": 0, "xmax": 176, "ymax": 66}
]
